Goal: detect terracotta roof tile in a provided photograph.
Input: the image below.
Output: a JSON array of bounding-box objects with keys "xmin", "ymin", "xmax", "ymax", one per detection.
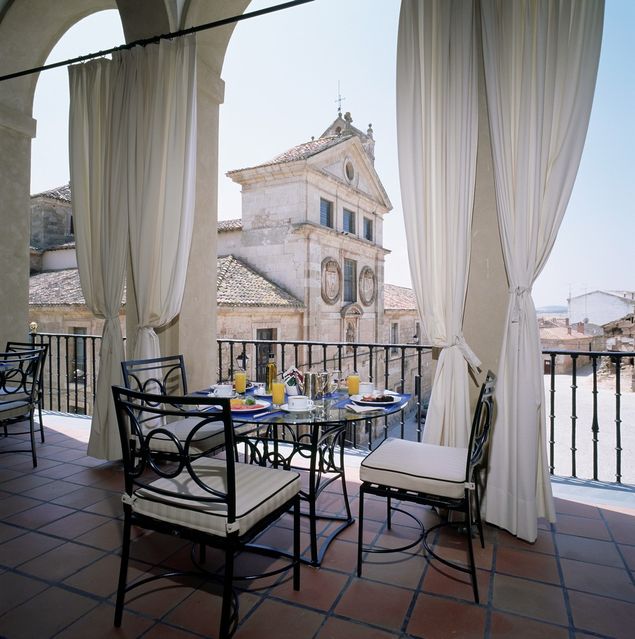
[
  {"xmin": 384, "ymin": 283, "xmax": 417, "ymax": 310},
  {"xmin": 540, "ymin": 326, "xmax": 589, "ymax": 340},
  {"xmin": 217, "ymin": 255, "xmax": 303, "ymax": 308},
  {"xmin": 29, "ymin": 268, "xmax": 126, "ymax": 307},
  {"xmin": 29, "ymin": 268, "xmax": 86, "ymax": 306},
  {"xmin": 227, "ymin": 135, "xmax": 349, "ymax": 174}
]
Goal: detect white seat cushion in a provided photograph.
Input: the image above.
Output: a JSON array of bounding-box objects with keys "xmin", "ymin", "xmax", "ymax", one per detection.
[
  {"xmin": 360, "ymin": 438, "xmax": 468, "ymax": 499},
  {"xmin": 129, "ymin": 457, "xmax": 300, "ymax": 537},
  {"xmin": 0, "ymin": 399, "xmax": 31, "ymax": 421},
  {"xmin": 141, "ymin": 415, "xmax": 225, "ymax": 453}
]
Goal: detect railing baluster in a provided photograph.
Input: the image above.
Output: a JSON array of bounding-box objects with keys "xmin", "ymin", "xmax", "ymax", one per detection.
[
  {"xmin": 571, "ymin": 354, "xmax": 578, "ymax": 478},
  {"xmin": 549, "ymin": 353, "xmax": 556, "ymax": 474},
  {"xmin": 614, "ymin": 355, "xmax": 622, "ymax": 484},
  {"xmin": 591, "ymin": 354, "xmax": 599, "ymax": 481}
]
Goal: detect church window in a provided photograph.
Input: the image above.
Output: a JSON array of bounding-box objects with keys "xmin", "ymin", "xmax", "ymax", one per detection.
[
  {"xmin": 363, "ymin": 217, "xmax": 373, "ymax": 241},
  {"xmin": 345, "ymin": 161, "xmax": 355, "ymax": 182},
  {"xmin": 320, "ymin": 198, "xmax": 333, "ymax": 228},
  {"xmin": 343, "ymin": 209, "xmax": 356, "ymax": 234},
  {"xmin": 391, "ymin": 322, "xmax": 399, "ymax": 355},
  {"xmin": 343, "ymin": 259, "xmax": 357, "ymax": 303}
]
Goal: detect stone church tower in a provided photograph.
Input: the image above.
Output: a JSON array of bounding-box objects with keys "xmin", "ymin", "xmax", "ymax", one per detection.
[{"xmin": 219, "ymin": 112, "xmax": 392, "ymax": 346}]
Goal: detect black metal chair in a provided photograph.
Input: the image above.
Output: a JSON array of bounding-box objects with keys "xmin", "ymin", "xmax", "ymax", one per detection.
[
  {"xmin": 357, "ymin": 370, "xmax": 496, "ymax": 603},
  {"xmin": 121, "ymin": 355, "xmax": 225, "ymax": 454},
  {"xmin": 5, "ymin": 341, "xmax": 49, "ymax": 443},
  {"xmin": 111, "ymin": 386, "xmax": 301, "ymax": 639},
  {"xmin": 0, "ymin": 348, "xmax": 47, "ymax": 467}
]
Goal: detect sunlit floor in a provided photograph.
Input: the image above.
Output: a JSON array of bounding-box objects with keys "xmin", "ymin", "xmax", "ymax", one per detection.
[{"xmin": 1, "ymin": 413, "xmax": 634, "ymax": 639}]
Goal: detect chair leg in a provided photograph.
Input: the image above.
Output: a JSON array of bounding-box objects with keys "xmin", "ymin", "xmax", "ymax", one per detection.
[
  {"xmin": 114, "ymin": 510, "xmax": 132, "ymax": 627},
  {"xmin": 38, "ymin": 404, "xmax": 45, "ymax": 443},
  {"xmin": 466, "ymin": 498, "xmax": 479, "ymax": 604},
  {"xmin": 473, "ymin": 481, "xmax": 485, "ymax": 549},
  {"xmin": 357, "ymin": 484, "xmax": 365, "ymax": 577},
  {"xmin": 387, "ymin": 493, "xmax": 392, "ymax": 529},
  {"xmin": 293, "ymin": 497, "xmax": 300, "ymax": 591},
  {"xmin": 219, "ymin": 544, "xmax": 235, "ymax": 639},
  {"xmin": 29, "ymin": 413, "xmax": 37, "ymax": 468}
]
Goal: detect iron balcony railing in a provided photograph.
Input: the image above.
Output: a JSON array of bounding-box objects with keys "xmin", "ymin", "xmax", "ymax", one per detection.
[
  {"xmin": 29, "ymin": 332, "xmax": 634, "ymax": 485},
  {"xmin": 543, "ymin": 349, "xmax": 635, "ymax": 485},
  {"xmin": 218, "ymin": 337, "xmax": 435, "ymax": 446}
]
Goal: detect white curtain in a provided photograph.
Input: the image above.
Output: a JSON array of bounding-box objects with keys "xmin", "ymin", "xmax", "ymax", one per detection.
[
  {"xmin": 481, "ymin": 0, "xmax": 604, "ymax": 541},
  {"xmin": 124, "ymin": 39, "xmax": 198, "ymax": 361},
  {"xmin": 69, "ymin": 59, "xmax": 128, "ymax": 460},
  {"xmin": 69, "ymin": 36, "xmax": 197, "ymax": 460},
  {"xmin": 396, "ymin": 0, "xmax": 480, "ymax": 447}
]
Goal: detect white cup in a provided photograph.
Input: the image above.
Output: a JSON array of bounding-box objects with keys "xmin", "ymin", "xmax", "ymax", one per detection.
[
  {"xmin": 212, "ymin": 383, "xmax": 234, "ymax": 398},
  {"xmin": 359, "ymin": 382, "xmax": 374, "ymax": 396},
  {"xmin": 288, "ymin": 395, "xmax": 314, "ymax": 410}
]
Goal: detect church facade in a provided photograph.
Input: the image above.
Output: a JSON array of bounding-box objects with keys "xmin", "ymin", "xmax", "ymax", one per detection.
[{"xmin": 218, "ymin": 112, "xmax": 394, "ymax": 344}]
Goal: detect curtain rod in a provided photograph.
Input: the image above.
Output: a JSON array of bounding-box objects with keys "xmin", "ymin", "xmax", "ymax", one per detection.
[{"xmin": 0, "ymin": 0, "xmax": 315, "ymax": 83}]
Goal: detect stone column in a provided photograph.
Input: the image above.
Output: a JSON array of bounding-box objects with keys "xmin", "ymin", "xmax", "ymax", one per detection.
[
  {"xmin": 462, "ymin": 17, "xmax": 508, "ymax": 395},
  {"xmin": 0, "ymin": 104, "xmax": 36, "ymax": 345}
]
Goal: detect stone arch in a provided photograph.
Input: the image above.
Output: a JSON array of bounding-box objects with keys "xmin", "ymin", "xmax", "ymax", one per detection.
[{"xmin": 0, "ymin": 0, "xmax": 250, "ymax": 387}]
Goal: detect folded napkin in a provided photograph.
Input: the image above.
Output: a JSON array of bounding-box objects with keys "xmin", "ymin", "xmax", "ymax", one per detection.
[{"xmin": 345, "ymin": 403, "xmax": 384, "ymax": 414}]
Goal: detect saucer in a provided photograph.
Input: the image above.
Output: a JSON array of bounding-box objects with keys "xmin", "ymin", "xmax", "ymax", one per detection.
[{"xmin": 281, "ymin": 403, "xmax": 316, "ymax": 413}]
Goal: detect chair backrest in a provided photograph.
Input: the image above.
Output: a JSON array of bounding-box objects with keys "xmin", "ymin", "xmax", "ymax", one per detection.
[
  {"xmin": 121, "ymin": 355, "xmax": 188, "ymax": 396},
  {"xmin": 5, "ymin": 341, "xmax": 48, "ymax": 399},
  {"xmin": 0, "ymin": 348, "xmax": 46, "ymax": 404},
  {"xmin": 112, "ymin": 385, "xmax": 238, "ymax": 523},
  {"xmin": 465, "ymin": 370, "xmax": 496, "ymax": 480}
]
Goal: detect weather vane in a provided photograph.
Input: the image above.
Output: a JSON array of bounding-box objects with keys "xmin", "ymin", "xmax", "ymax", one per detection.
[{"xmin": 335, "ymin": 80, "xmax": 345, "ymax": 116}]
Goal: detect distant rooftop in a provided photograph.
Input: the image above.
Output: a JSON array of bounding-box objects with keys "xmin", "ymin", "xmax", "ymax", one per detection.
[
  {"xmin": 31, "ymin": 183, "xmax": 71, "ymax": 203},
  {"xmin": 228, "ymin": 111, "xmax": 375, "ymax": 175},
  {"xmin": 384, "ymin": 283, "xmax": 417, "ymax": 311},
  {"xmin": 218, "ymin": 219, "xmax": 243, "ymax": 232},
  {"xmin": 217, "ymin": 255, "xmax": 303, "ymax": 308}
]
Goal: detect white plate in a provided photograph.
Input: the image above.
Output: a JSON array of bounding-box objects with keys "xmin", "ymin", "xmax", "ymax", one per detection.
[
  {"xmin": 230, "ymin": 399, "xmax": 271, "ymax": 413},
  {"xmin": 350, "ymin": 394, "xmax": 399, "ymax": 407},
  {"xmin": 254, "ymin": 390, "xmax": 271, "ymax": 398},
  {"xmin": 281, "ymin": 403, "xmax": 316, "ymax": 413}
]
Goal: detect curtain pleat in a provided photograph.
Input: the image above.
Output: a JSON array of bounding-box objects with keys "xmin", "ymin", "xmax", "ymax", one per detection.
[
  {"xmin": 396, "ymin": 0, "xmax": 480, "ymax": 447},
  {"xmin": 481, "ymin": 0, "xmax": 604, "ymax": 541},
  {"xmin": 69, "ymin": 36, "xmax": 197, "ymax": 460}
]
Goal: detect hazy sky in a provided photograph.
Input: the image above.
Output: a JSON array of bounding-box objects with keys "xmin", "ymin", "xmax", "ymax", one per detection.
[{"xmin": 30, "ymin": 0, "xmax": 634, "ymax": 308}]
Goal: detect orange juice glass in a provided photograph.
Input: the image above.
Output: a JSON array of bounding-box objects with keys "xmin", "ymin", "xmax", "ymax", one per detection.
[
  {"xmin": 272, "ymin": 381, "xmax": 285, "ymax": 406},
  {"xmin": 234, "ymin": 371, "xmax": 247, "ymax": 394},
  {"xmin": 347, "ymin": 373, "xmax": 360, "ymax": 396}
]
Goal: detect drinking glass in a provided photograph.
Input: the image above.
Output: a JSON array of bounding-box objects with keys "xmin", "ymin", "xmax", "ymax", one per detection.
[
  {"xmin": 347, "ymin": 372, "xmax": 360, "ymax": 396},
  {"xmin": 234, "ymin": 370, "xmax": 247, "ymax": 394},
  {"xmin": 271, "ymin": 381, "xmax": 285, "ymax": 407}
]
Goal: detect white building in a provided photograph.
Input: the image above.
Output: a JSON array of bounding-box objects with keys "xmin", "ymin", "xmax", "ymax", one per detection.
[{"xmin": 568, "ymin": 290, "xmax": 635, "ymax": 326}]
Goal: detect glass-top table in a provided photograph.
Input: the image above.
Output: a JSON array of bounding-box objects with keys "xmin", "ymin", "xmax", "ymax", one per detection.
[{"xmin": 230, "ymin": 390, "xmax": 411, "ymax": 566}]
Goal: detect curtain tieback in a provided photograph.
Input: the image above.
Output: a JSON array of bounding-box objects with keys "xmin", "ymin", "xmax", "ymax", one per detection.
[
  {"xmin": 450, "ymin": 335, "xmax": 481, "ymax": 372},
  {"xmin": 510, "ymin": 286, "xmax": 531, "ymax": 323}
]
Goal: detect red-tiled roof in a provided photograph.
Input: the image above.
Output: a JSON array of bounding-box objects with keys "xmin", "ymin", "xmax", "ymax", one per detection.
[
  {"xmin": 384, "ymin": 283, "xmax": 417, "ymax": 310},
  {"xmin": 227, "ymin": 135, "xmax": 348, "ymax": 174},
  {"xmin": 217, "ymin": 255, "xmax": 303, "ymax": 308}
]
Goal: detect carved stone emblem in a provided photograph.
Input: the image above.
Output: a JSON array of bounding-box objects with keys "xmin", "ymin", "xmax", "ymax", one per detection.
[
  {"xmin": 359, "ymin": 266, "xmax": 376, "ymax": 306},
  {"xmin": 321, "ymin": 258, "xmax": 342, "ymax": 304}
]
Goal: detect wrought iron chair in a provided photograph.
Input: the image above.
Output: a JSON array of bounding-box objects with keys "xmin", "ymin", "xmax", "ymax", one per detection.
[
  {"xmin": 111, "ymin": 386, "xmax": 301, "ymax": 639},
  {"xmin": 357, "ymin": 370, "xmax": 496, "ymax": 603},
  {"xmin": 121, "ymin": 355, "xmax": 224, "ymax": 454},
  {"xmin": 5, "ymin": 341, "xmax": 49, "ymax": 443},
  {"xmin": 0, "ymin": 348, "xmax": 47, "ymax": 467}
]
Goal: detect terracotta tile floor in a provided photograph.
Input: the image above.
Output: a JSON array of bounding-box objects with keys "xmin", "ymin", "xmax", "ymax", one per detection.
[{"xmin": 1, "ymin": 416, "xmax": 635, "ymax": 639}]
